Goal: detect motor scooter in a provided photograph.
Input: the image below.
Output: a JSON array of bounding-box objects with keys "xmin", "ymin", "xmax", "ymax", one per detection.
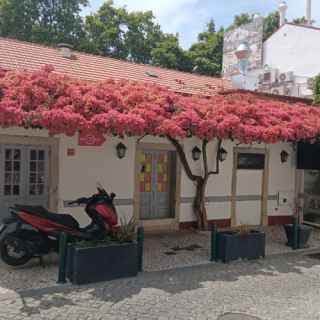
[{"xmin": 0, "ymin": 185, "xmax": 118, "ymax": 266}]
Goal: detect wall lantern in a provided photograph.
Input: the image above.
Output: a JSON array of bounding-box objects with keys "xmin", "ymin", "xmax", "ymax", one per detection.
[
  {"xmin": 192, "ymin": 146, "xmax": 201, "ymax": 161},
  {"xmin": 219, "ymin": 147, "xmax": 228, "ymax": 162},
  {"xmin": 280, "ymin": 150, "xmax": 289, "ymax": 163},
  {"xmin": 116, "ymin": 142, "xmax": 127, "ymax": 159}
]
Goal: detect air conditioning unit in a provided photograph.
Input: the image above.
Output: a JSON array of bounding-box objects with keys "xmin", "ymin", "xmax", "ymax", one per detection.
[
  {"xmin": 278, "ymin": 71, "xmax": 294, "ymax": 83},
  {"xmin": 259, "ymin": 70, "xmax": 278, "ymax": 85},
  {"xmin": 271, "ymin": 88, "xmax": 280, "ymax": 95},
  {"xmin": 271, "ymin": 86, "xmax": 292, "ymax": 96},
  {"xmin": 283, "ymin": 86, "xmax": 292, "ymax": 96}
]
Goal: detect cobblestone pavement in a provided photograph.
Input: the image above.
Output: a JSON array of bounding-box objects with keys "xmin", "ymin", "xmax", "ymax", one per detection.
[
  {"xmin": 1, "ymin": 226, "xmax": 320, "ymax": 292},
  {"xmin": 1, "ymin": 252, "xmax": 320, "ymax": 320},
  {"xmin": 144, "ymin": 226, "xmax": 320, "ymax": 271}
]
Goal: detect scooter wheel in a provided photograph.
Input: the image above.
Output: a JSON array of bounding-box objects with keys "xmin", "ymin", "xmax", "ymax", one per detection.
[{"xmin": 0, "ymin": 235, "xmax": 32, "ymax": 266}]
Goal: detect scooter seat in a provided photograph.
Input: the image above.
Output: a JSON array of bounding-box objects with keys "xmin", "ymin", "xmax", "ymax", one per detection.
[{"xmin": 14, "ymin": 205, "xmax": 80, "ymax": 230}]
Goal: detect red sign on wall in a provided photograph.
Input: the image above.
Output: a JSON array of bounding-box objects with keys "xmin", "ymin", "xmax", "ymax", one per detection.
[
  {"xmin": 67, "ymin": 148, "xmax": 76, "ymax": 156},
  {"xmin": 78, "ymin": 132, "xmax": 106, "ymax": 146}
]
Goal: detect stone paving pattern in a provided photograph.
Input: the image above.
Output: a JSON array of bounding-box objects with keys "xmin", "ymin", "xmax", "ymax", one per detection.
[{"xmin": 1, "ymin": 252, "xmax": 320, "ymax": 320}]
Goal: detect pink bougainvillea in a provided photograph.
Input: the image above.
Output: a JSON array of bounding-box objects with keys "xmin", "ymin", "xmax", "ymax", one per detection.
[{"xmin": 0, "ymin": 65, "xmax": 320, "ymax": 144}]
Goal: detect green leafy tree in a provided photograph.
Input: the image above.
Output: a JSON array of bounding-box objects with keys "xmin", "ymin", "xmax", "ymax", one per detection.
[
  {"xmin": 292, "ymin": 16, "xmax": 315, "ymax": 25},
  {"xmin": 151, "ymin": 34, "xmax": 192, "ymax": 72},
  {"xmin": 83, "ymin": 0, "xmax": 164, "ymax": 64},
  {"xmin": 292, "ymin": 17, "xmax": 307, "ymax": 25},
  {"xmin": 124, "ymin": 10, "xmax": 163, "ymax": 64},
  {"xmin": 81, "ymin": 1, "xmax": 128, "ymax": 58},
  {"xmin": 313, "ymin": 74, "xmax": 320, "ymax": 105},
  {"xmin": 227, "ymin": 11, "xmax": 280, "ymax": 41},
  {"xmin": 0, "ymin": 0, "xmax": 88, "ymax": 46},
  {"xmin": 263, "ymin": 11, "xmax": 280, "ymax": 40},
  {"xmin": 188, "ymin": 19, "xmax": 224, "ymax": 76},
  {"xmin": 0, "ymin": 0, "xmax": 38, "ymax": 41},
  {"xmin": 227, "ymin": 13, "xmax": 253, "ymax": 31}
]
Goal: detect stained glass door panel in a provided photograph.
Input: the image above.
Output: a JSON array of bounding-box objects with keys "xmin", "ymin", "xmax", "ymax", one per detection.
[
  {"xmin": 139, "ymin": 149, "xmax": 176, "ymax": 220},
  {"xmin": 139, "ymin": 150, "xmax": 154, "ymax": 219}
]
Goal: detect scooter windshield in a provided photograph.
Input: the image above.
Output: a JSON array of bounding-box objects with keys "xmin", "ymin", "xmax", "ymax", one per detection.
[{"xmin": 96, "ymin": 182, "xmax": 108, "ymax": 196}]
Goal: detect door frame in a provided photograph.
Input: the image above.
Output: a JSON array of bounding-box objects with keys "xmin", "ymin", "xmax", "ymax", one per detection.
[
  {"xmin": 231, "ymin": 147, "xmax": 269, "ymax": 227},
  {"xmin": 0, "ymin": 134, "xmax": 59, "ymax": 211},
  {"xmin": 134, "ymin": 142, "xmax": 181, "ymax": 230}
]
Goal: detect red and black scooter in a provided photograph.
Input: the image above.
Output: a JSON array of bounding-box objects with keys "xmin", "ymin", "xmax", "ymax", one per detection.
[{"xmin": 0, "ymin": 185, "xmax": 118, "ymax": 266}]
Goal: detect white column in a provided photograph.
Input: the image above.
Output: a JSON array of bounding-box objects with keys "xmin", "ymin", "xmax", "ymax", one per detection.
[{"xmin": 306, "ymin": 0, "xmax": 312, "ymax": 25}]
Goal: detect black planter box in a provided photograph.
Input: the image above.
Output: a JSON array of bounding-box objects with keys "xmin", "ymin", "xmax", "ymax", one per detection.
[
  {"xmin": 67, "ymin": 241, "xmax": 139, "ymax": 285},
  {"xmin": 216, "ymin": 230, "xmax": 265, "ymax": 263},
  {"xmin": 283, "ymin": 224, "xmax": 312, "ymax": 249}
]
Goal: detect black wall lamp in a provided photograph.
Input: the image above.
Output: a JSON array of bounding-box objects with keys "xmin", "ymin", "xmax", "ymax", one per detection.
[
  {"xmin": 210, "ymin": 140, "xmax": 227, "ymax": 175},
  {"xmin": 280, "ymin": 150, "xmax": 289, "ymax": 163},
  {"xmin": 192, "ymin": 146, "xmax": 201, "ymax": 161},
  {"xmin": 192, "ymin": 144, "xmax": 228, "ymax": 164},
  {"xmin": 218, "ymin": 147, "xmax": 228, "ymax": 162},
  {"xmin": 116, "ymin": 142, "xmax": 127, "ymax": 159}
]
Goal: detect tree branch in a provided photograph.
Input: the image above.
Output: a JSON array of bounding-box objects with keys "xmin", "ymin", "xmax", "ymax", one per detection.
[
  {"xmin": 208, "ymin": 139, "xmax": 222, "ymax": 176},
  {"xmin": 167, "ymin": 136, "xmax": 200, "ymax": 182},
  {"xmin": 202, "ymin": 139, "xmax": 209, "ymax": 178},
  {"xmin": 137, "ymin": 134, "xmax": 148, "ymax": 143}
]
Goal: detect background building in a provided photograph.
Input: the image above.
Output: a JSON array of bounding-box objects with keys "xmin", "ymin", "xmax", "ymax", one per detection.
[
  {"xmin": 222, "ymin": 0, "xmax": 320, "ymax": 226},
  {"xmin": 223, "ymin": 0, "xmax": 319, "ymax": 100}
]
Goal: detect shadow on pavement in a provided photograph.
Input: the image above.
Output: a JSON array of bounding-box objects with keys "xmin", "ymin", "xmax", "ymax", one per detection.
[{"xmin": 14, "ymin": 252, "xmax": 320, "ymax": 313}]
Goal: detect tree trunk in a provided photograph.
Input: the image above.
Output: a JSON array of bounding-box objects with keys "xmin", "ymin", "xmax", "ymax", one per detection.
[
  {"xmin": 167, "ymin": 136, "xmax": 217, "ymax": 231},
  {"xmin": 193, "ymin": 177, "xmax": 208, "ymax": 230}
]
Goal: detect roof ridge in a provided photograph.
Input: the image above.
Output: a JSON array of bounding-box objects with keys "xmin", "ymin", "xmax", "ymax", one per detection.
[
  {"xmin": 285, "ymin": 22, "xmax": 320, "ymax": 32},
  {"xmin": 0, "ymin": 36, "xmax": 227, "ymax": 83}
]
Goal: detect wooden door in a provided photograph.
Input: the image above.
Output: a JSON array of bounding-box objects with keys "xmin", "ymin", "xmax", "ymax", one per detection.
[{"xmin": 233, "ymin": 151, "xmax": 267, "ymax": 226}]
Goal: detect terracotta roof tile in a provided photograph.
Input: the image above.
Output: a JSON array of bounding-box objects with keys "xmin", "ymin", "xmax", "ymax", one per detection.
[{"xmin": 0, "ymin": 37, "xmax": 232, "ymax": 96}]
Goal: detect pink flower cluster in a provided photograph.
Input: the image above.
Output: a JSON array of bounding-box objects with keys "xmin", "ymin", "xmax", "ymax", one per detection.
[{"xmin": 0, "ymin": 66, "xmax": 320, "ymax": 144}]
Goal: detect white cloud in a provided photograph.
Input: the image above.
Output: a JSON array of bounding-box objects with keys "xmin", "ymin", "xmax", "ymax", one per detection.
[
  {"xmin": 114, "ymin": 0, "xmax": 203, "ymax": 32},
  {"xmin": 112, "ymin": 0, "xmax": 211, "ymax": 47}
]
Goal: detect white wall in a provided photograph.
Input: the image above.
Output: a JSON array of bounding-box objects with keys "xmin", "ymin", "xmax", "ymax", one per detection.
[
  {"xmin": 58, "ymin": 135, "xmax": 137, "ymax": 225},
  {"xmin": 268, "ymin": 142, "xmax": 296, "ymax": 216},
  {"xmin": 0, "ymin": 128, "xmax": 296, "ymax": 226},
  {"xmin": 180, "ymin": 140, "xmax": 296, "ymax": 223},
  {"xmin": 263, "ymin": 24, "xmax": 320, "ymax": 78}
]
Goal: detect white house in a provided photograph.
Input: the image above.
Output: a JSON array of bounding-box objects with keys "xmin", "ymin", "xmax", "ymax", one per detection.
[
  {"xmin": 223, "ymin": 0, "xmax": 320, "ymax": 99},
  {"xmin": 263, "ymin": 23, "xmax": 320, "ymax": 80},
  {"xmin": 223, "ymin": 0, "xmax": 320, "ymax": 227},
  {"xmin": 0, "ymin": 38, "xmax": 302, "ymax": 231}
]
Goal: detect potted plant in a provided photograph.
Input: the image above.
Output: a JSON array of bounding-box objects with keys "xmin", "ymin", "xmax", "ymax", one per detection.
[
  {"xmin": 283, "ymin": 224, "xmax": 312, "ymax": 249},
  {"xmin": 67, "ymin": 217, "xmax": 139, "ymax": 285},
  {"xmin": 283, "ymin": 203, "xmax": 313, "ymax": 249},
  {"xmin": 216, "ymin": 225, "xmax": 265, "ymax": 263}
]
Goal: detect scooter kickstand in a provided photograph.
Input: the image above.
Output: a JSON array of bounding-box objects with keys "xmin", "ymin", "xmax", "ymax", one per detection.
[{"xmin": 38, "ymin": 256, "xmax": 45, "ymax": 268}]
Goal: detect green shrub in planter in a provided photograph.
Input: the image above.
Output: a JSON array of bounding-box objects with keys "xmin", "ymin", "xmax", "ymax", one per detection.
[
  {"xmin": 67, "ymin": 217, "xmax": 139, "ymax": 285},
  {"xmin": 216, "ymin": 228, "xmax": 265, "ymax": 263},
  {"xmin": 283, "ymin": 224, "xmax": 312, "ymax": 249}
]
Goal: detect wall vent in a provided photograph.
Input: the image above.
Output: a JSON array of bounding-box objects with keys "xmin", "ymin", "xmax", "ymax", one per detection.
[{"xmin": 57, "ymin": 43, "xmax": 74, "ymax": 59}]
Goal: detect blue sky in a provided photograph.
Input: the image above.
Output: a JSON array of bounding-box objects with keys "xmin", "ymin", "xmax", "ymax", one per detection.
[{"xmin": 84, "ymin": 1, "xmax": 320, "ymax": 48}]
